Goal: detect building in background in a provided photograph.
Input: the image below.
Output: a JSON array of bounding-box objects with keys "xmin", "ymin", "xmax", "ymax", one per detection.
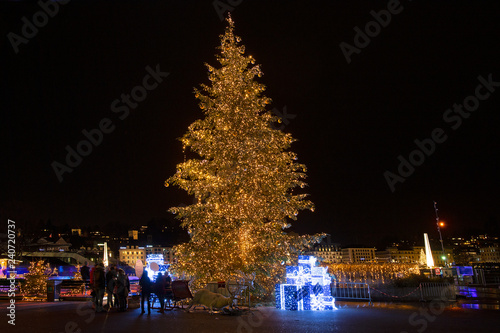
[
  {"xmin": 341, "ymin": 247, "xmax": 376, "ymax": 263},
  {"xmin": 27, "ymin": 237, "xmax": 72, "ymax": 252},
  {"xmin": 413, "ymin": 246, "xmax": 455, "ymax": 267},
  {"xmin": 376, "ymin": 247, "xmax": 426, "ymax": 265},
  {"xmin": 306, "ymin": 244, "xmax": 342, "ymax": 263},
  {"xmin": 480, "ymin": 244, "xmax": 500, "ymax": 263},
  {"xmin": 119, "ymin": 245, "xmax": 176, "ymax": 267},
  {"xmin": 71, "ymin": 228, "xmax": 82, "ymax": 236},
  {"xmin": 119, "ymin": 245, "xmax": 146, "ymax": 267},
  {"xmin": 128, "ymin": 230, "xmax": 139, "ymax": 240}
]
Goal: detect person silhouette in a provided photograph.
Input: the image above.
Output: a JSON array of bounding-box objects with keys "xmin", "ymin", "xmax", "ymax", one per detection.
[{"xmin": 139, "ymin": 269, "xmax": 152, "ymax": 314}]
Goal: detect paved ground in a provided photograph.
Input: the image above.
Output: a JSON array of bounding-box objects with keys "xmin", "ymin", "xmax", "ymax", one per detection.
[{"xmin": 1, "ymin": 300, "xmax": 499, "ymax": 333}]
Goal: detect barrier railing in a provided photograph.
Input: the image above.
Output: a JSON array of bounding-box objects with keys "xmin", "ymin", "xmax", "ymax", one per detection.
[
  {"xmin": 331, "ymin": 282, "xmax": 372, "ymax": 303},
  {"xmin": 420, "ymin": 282, "xmax": 456, "ymax": 301},
  {"xmin": 332, "ymin": 282, "xmax": 455, "ymax": 302}
]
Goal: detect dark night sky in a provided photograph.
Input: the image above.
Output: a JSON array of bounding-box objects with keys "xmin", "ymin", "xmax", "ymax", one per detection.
[{"xmin": 1, "ymin": 0, "xmax": 499, "ymax": 246}]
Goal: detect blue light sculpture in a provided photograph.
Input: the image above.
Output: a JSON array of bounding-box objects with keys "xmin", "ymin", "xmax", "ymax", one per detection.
[
  {"xmin": 145, "ymin": 254, "xmax": 169, "ymax": 282},
  {"xmin": 276, "ymin": 255, "xmax": 336, "ymax": 311}
]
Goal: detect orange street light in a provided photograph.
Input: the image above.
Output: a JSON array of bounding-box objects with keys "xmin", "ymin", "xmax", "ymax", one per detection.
[{"xmin": 439, "ymin": 221, "xmax": 445, "ymax": 228}]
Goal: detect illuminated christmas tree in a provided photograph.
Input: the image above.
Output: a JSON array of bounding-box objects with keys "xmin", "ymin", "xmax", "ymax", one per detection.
[
  {"xmin": 166, "ymin": 16, "xmax": 324, "ymax": 297},
  {"xmin": 71, "ymin": 265, "xmax": 85, "ymax": 295},
  {"xmin": 22, "ymin": 260, "xmax": 53, "ymax": 298}
]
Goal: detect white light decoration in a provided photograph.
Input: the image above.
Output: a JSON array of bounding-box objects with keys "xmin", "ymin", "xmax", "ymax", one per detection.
[
  {"xmin": 144, "ymin": 254, "xmax": 169, "ymax": 282},
  {"xmin": 424, "ymin": 233, "xmax": 434, "ymax": 268},
  {"xmin": 276, "ymin": 255, "xmax": 336, "ymax": 311},
  {"xmin": 103, "ymin": 242, "xmax": 109, "ymax": 268}
]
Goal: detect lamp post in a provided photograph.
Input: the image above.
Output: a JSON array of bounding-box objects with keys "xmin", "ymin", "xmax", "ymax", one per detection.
[{"xmin": 433, "ymin": 201, "xmax": 447, "ymax": 267}]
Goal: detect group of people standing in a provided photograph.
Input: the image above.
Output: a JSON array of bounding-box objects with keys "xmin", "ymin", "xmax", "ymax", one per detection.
[
  {"xmin": 80, "ymin": 262, "xmax": 130, "ymax": 312},
  {"xmin": 139, "ymin": 270, "xmax": 172, "ymax": 314}
]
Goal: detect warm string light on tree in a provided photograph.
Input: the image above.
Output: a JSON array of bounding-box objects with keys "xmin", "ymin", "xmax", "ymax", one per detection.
[
  {"xmin": 73, "ymin": 265, "xmax": 83, "ymax": 281},
  {"xmin": 22, "ymin": 260, "xmax": 53, "ymax": 299},
  {"xmin": 166, "ymin": 15, "xmax": 325, "ymax": 297},
  {"xmin": 69, "ymin": 265, "xmax": 85, "ymax": 295}
]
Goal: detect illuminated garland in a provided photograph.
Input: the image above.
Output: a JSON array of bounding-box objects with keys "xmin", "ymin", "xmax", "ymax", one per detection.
[
  {"xmin": 326, "ymin": 263, "xmax": 420, "ymax": 285},
  {"xmin": 166, "ymin": 15, "xmax": 324, "ymax": 297}
]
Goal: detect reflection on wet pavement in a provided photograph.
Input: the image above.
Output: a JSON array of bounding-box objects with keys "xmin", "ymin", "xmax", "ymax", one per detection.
[{"xmin": 336, "ymin": 300, "xmax": 500, "ymax": 311}]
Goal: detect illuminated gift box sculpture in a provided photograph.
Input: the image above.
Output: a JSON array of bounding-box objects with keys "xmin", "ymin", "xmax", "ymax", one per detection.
[{"xmin": 276, "ymin": 255, "xmax": 336, "ymax": 311}]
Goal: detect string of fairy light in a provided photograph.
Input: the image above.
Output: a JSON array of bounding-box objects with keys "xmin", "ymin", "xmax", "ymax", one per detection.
[
  {"xmin": 165, "ymin": 15, "xmax": 324, "ymax": 297},
  {"xmin": 325, "ymin": 263, "xmax": 420, "ymax": 285}
]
